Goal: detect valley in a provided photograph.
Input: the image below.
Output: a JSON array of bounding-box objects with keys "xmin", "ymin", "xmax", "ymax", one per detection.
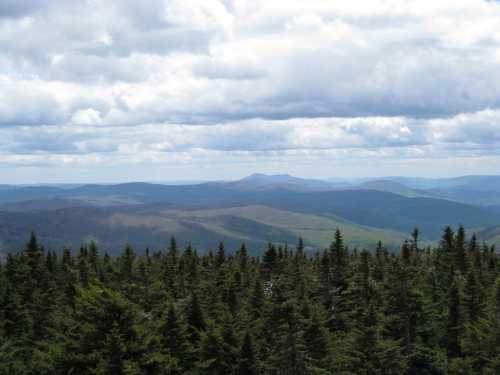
[{"xmin": 1, "ymin": 173, "xmax": 499, "ymax": 255}]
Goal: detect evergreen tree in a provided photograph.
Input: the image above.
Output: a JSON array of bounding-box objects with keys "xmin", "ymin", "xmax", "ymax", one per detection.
[
  {"xmin": 250, "ymin": 279, "xmax": 265, "ymax": 320},
  {"xmin": 296, "ymin": 237, "xmax": 305, "ymax": 259},
  {"xmin": 411, "ymin": 228, "xmax": 420, "ymax": 252},
  {"xmin": 0, "ymin": 284, "xmax": 25, "ymax": 338},
  {"xmin": 168, "ymin": 236, "xmax": 178, "ymax": 263},
  {"xmin": 158, "ymin": 303, "xmax": 191, "ymax": 373},
  {"xmin": 330, "ymin": 228, "xmax": 349, "ymax": 290},
  {"xmin": 263, "ymin": 243, "xmax": 277, "ymax": 277},
  {"xmin": 0, "ymin": 226, "xmax": 497, "ymax": 374},
  {"xmin": 216, "ymin": 242, "xmax": 226, "ymax": 268},
  {"xmin": 446, "ymin": 277, "xmax": 463, "ymax": 359},
  {"xmin": 186, "ymin": 293, "xmax": 206, "ymax": 344},
  {"xmin": 77, "ymin": 248, "xmax": 89, "ymax": 287},
  {"xmin": 88, "ymin": 241, "xmax": 99, "ymax": 275},
  {"xmin": 303, "ymin": 310, "xmax": 330, "ymax": 372},
  {"xmin": 238, "ymin": 243, "xmax": 248, "ymax": 270},
  {"xmin": 197, "ymin": 323, "xmax": 232, "ymax": 374},
  {"xmin": 454, "ymin": 226, "xmax": 468, "ymax": 275},
  {"xmin": 464, "ymin": 269, "xmax": 483, "ymax": 323},
  {"xmin": 120, "ymin": 244, "xmax": 136, "ymax": 281},
  {"xmin": 238, "ymin": 333, "xmax": 258, "ymax": 375}
]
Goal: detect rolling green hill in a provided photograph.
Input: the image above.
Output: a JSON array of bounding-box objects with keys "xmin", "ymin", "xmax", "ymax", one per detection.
[
  {"xmin": 0, "ymin": 204, "xmax": 406, "ymax": 256},
  {"xmin": 158, "ymin": 205, "xmax": 406, "ymax": 250},
  {"xmin": 0, "ymin": 175, "xmax": 499, "ymax": 255}
]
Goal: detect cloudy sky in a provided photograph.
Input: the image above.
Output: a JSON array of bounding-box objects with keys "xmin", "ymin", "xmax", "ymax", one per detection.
[{"xmin": 2, "ymin": 0, "xmax": 500, "ymax": 183}]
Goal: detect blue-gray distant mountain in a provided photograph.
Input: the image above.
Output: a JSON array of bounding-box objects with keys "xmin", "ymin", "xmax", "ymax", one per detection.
[
  {"xmin": 357, "ymin": 180, "xmax": 437, "ymax": 198},
  {"xmin": 223, "ymin": 173, "xmax": 339, "ymax": 191},
  {"xmin": 356, "ymin": 175, "xmax": 500, "ymax": 205},
  {"xmin": 0, "ymin": 174, "xmax": 500, "ymax": 255},
  {"xmin": 374, "ymin": 175, "xmax": 500, "ymax": 190}
]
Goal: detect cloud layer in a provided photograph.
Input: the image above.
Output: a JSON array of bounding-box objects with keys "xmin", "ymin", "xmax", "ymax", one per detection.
[{"xmin": 1, "ymin": 0, "xmax": 500, "ymax": 181}]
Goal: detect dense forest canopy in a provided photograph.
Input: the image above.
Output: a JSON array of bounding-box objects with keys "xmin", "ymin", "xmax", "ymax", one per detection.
[{"xmin": 0, "ymin": 227, "xmax": 499, "ymax": 374}]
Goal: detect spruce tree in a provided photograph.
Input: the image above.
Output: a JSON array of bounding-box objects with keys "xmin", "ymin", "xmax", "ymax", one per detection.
[
  {"xmin": 296, "ymin": 237, "xmax": 305, "ymax": 259},
  {"xmin": 216, "ymin": 242, "xmax": 226, "ymax": 268},
  {"xmin": 446, "ymin": 277, "xmax": 463, "ymax": 359},
  {"xmin": 160, "ymin": 303, "xmax": 190, "ymax": 369},
  {"xmin": 198, "ymin": 323, "xmax": 228, "ymax": 374},
  {"xmin": 250, "ymin": 279, "xmax": 265, "ymax": 320},
  {"xmin": 454, "ymin": 225, "xmax": 468, "ymax": 275},
  {"xmin": 168, "ymin": 236, "xmax": 178, "ymax": 264},
  {"xmin": 120, "ymin": 244, "xmax": 136, "ymax": 281},
  {"xmin": 263, "ymin": 243, "xmax": 277, "ymax": 278},
  {"xmin": 464, "ymin": 269, "xmax": 483, "ymax": 323},
  {"xmin": 238, "ymin": 333, "xmax": 258, "ymax": 375},
  {"xmin": 0, "ymin": 226, "xmax": 498, "ymax": 374},
  {"xmin": 187, "ymin": 293, "xmax": 206, "ymax": 344},
  {"xmin": 330, "ymin": 228, "xmax": 349, "ymax": 290},
  {"xmin": 303, "ymin": 310, "xmax": 330, "ymax": 372}
]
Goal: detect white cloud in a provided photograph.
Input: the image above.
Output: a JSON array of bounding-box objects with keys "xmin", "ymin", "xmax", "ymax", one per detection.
[
  {"xmin": 1, "ymin": 0, "xmax": 500, "ymax": 180},
  {"xmin": 71, "ymin": 108, "xmax": 103, "ymax": 125}
]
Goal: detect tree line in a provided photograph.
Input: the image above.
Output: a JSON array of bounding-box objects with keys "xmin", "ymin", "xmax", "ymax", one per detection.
[{"xmin": 0, "ymin": 227, "xmax": 499, "ymax": 374}]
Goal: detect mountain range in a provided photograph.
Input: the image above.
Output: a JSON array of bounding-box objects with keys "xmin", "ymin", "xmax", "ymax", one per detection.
[{"xmin": 1, "ymin": 173, "xmax": 499, "ymax": 255}]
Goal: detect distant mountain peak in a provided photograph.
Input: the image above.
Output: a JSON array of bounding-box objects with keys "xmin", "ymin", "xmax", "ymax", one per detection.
[
  {"xmin": 244, "ymin": 172, "xmax": 293, "ymax": 178},
  {"xmin": 230, "ymin": 173, "xmax": 335, "ymax": 191},
  {"xmin": 240, "ymin": 173, "xmax": 297, "ymax": 181}
]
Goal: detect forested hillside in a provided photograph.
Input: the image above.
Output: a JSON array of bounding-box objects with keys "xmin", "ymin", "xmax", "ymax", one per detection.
[
  {"xmin": 0, "ymin": 228, "xmax": 499, "ymax": 374},
  {"xmin": 2, "ymin": 175, "xmax": 500, "ymax": 254}
]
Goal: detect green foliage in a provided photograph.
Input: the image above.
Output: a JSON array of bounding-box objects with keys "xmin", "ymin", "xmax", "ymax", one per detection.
[{"xmin": 0, "ymin": 229, "xmax": 498, "ymax": 374}]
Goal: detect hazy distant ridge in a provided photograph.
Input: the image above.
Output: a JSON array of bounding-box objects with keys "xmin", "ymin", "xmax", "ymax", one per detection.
[{"xmin": 1, "ymin": 173, "xmax": 500, "ymax": 254}]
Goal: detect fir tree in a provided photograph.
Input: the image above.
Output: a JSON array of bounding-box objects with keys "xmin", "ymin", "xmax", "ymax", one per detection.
[
  {"xmin": 216, "ymin": 242, "xmax": 226, "ymax": 268},
  {"xmin": 446, "ymin": 277, "xmax": 463, "ymax": 359},
  {"xmin": 120, "ymin": 244, "xmax": 136, "ymax": 281},
  {"xmin": 168, "ymin": 236, "xmax": 178, "ymax": 263},
  {"xmin": 454, "ymin": 225, "xmax": 468, "ymax": 275},
  {"xmin": 330, "ymin": 228, "xmax": 349, "ymax": 290},
  {"xmin": 238, "ymin": 333, "xmax": 258, "ymax": 375},
  {"xmin": 263, "ymin": 243, "xmax": 277, "ymax": 277},
  {"xmin": 186, "ymin": 293, "xmax": 206, "ymax": 344},
  {"xmin": 0, "ymin": 226, "xmax": 497, "ymax": 374}
]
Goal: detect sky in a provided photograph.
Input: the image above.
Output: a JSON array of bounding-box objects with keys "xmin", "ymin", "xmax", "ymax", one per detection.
[{"xmin": 2, "ymin": 0, "xmax": 500, "ymax": 183}]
